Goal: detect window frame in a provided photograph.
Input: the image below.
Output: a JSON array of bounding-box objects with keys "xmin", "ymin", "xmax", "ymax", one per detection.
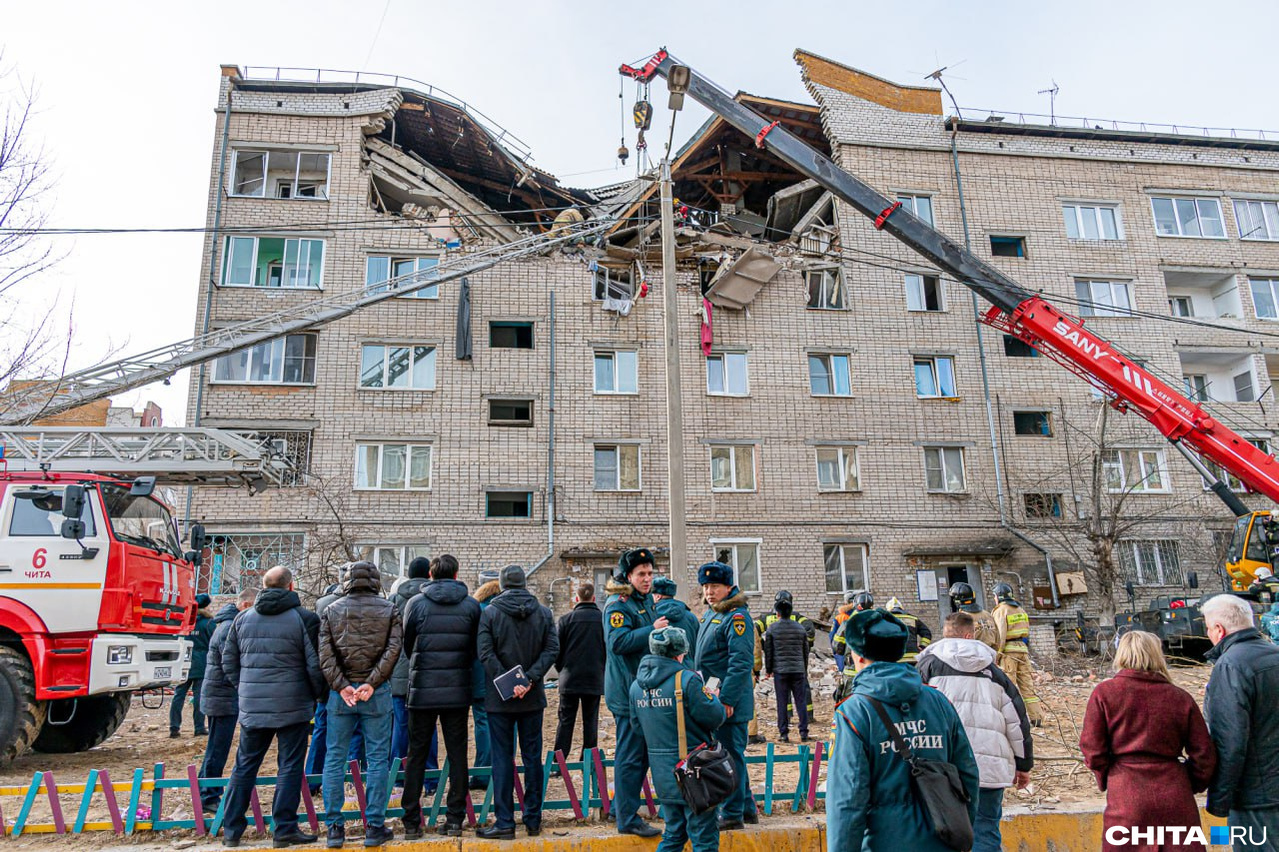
[
  {"xmin": 489, "ymin": 321, "xmax": 535, "ymax": 350},
  {"xmin": 365, "ymin": 255, "xmax": 441, "ymax": 299},
  {"xmin": 709, "ymin": 444, "xmax": 757, "ymax": 493},
  {"xmin": 486, "ymin": 491, "xmax": 534, "ymax": 519},
  {"xmin": 1074, "ymin": 279, "xmax": 1133, "ymax": 318},
  {"xmin": 1023, "ymin": 492, "xmax": 1063, "ymax": 519},
  {"xmin": 706, "ymin": 352, "xmax": 750, "ymax": 397},
  {"xmin": 1119, "ymin": 539, "xmax": 1184, "ymax": 586},
  {"xmin": 1150, "ymin": 195, "xmax": 1226, "ymax": 239},
  {"xmin": 212, "ymin": 333, "xmax": 318, "ymax": 386},
  {"xmin": 913, "ymin": 355, "xmax": 958, "ymax": 399},
  {"xmin": 229, "ymin": 148, "xmax": 332, "ymax": 201},
  {"xmin": 353, "ymin": 441, "xmax": 434, "ymax": 491},
  {"xmin": 1250, "ymin": 278, "xmax": 1279, "ymax": 321},
  {"xmin": 1061, "ymin": 202, "xmax": 1121, "ymax": 241},
  {"xmin": 487, "ymin": 398, "xmax": 534, "ymax": 427},
  {"xmin": 354, "ymin": 543, "xmax": 432, "ymax": 585},
  {"xmin": 808, "ymin": 353, "xmax": 853, "ymax": 397},
  {"xmin": 593, "ymin": 443, "xmax": 642, "ymax": 492},
  {"xmin": 823, "ymin": 543, "xmax": 870, "ymax": 595},
  {"xmin": 1102, "ymin": 449, "xmax": 1171, "ymax": 494},
  {"xmin": 904, "ymin": 273, "xmax": 945, "ymax": 312},
  {"xmin": 923, "ymin": 446, "xmax": 967, "ymax": 493},
  {"xmin": 220, "ymin": 235, "xmax": 326, "ymax": 290},
  {"xmin": 709, "ymin": 539, "xmax": 762, "ymax": 595},
  {"xmin": 1234, "ymin": 198, "xmax": 1279, "ymax": 241},
  {"xmin": 8, "ymin": 486, "xmax": 99, "ymax": 538},
  {"xmin": 593, "ymin": 349, "xmax": 639, "ymax": 395},
  {"xmin": 805, "ymin": 267, "xmax": 846, "ymax": 310},
  {"xmin": 357, "ymin": 343, "xmax": 437, "ymax": 391},
  {"xmin": 1012, "ymin": 410, "xmax": 1053, "ymax": 437},
  {"xmin": 896, "ymin": 193, "xmax": 934, "ymax": 227},
  {"xmin": 815, "ymin": 446, "xmax": 861, "ymax": 492},
  {"xmin": 989, "ymin": 235, "xmax": 1027, "ymax": 258}
]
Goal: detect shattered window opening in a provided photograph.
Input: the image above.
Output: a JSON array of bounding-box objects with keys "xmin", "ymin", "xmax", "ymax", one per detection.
[
  {"xmin": 1023, "ymin": 493, "xmax": 1063, "ymax": 519},
  {"xmin": 487, "ymin": 491, "xmax": 533, "ymax": 519},
  {"xmin": 244, "ymin": 430, "xmax": 312, "ymax": 487},
  {"xmin": 488, "ymin": 399, "xmax": 533, "ymax": 426},
  {"xmin": 805, "ymin": 268, "xmax": 845, "ymax": 310},
  {"xmin": 230, "ymin": 149, "xmax": 330, "ymax": 200},
  {"xmin": 905, "ymin": 273, "xmax": 944, "ymax": 312},
  {"xmin": 593, "ymin": 266, "xmax": 635, "ymax": 302}
]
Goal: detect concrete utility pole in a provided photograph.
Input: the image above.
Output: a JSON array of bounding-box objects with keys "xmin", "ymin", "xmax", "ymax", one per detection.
[{"xmin": 659, "ymin": 159, "xmax": 689, "ymax": 584}]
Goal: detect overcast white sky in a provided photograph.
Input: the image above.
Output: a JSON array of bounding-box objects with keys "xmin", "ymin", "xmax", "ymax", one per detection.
[{"xmin": 5, "ymin": 0, "xmax": 1279, "ymax": 425}]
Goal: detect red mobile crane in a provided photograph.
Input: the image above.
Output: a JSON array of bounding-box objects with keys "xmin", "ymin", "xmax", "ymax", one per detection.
[{"xmin": 621, "ymin": 49, "xmax": 1279, "ymax": 595}]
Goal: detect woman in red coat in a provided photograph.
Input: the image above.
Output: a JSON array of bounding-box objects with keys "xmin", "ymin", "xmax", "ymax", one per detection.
[{"xmin": 1080, "ymin": 631, "xmax": 1218, "ymax": 851}]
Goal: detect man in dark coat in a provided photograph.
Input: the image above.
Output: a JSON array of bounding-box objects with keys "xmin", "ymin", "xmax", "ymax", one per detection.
[
  {"xmin": 604, "ymin": 548, "xmax": 667, "ymax": 837},
  {"xmin": 651, "ymin": 576, "xmax": 701, "ymax": 669},
  {"xmin": 552, "ymin": 580, "xmax": 605, "ymax": 767},
  {"xmin": 1203, "ymin": 593, "xmax": 1279, "ymax": 848},
  {"xmin": 221, "ymin": 567, "xmax": 326, "ymax": 848},
  {"xmin": 400, "ymin": 555, "xmax": 481, "ymax": 839},
  {"xmin": 630, "ymin": 627, "xmax": 725, "ymax": 852},
  {"xmin": 318, "ymin": 561, "xmax": 402, "ymax": 848},
  {"xmin": 475, "ymin": 565, "xmax": 559, "ymax": 840},
  {"xmin": 197, "ymin": 590, "xmax": 255, "ymax": 814},
  {"xmin": 172, "ymin": 594, "xmax": 217, "ymax": 737},
  {"xmin": 390, "ymin": 558, "xmax": 434, "ymax": 777},
  {"xmin": 695, "ymin": 561, "xmax": 755, "ymax": 831},
  {"xmin": 469, "ymin": 578, "xmax": 502, "ymax": 790},
  {"xmin": 763, "ymin": 596, "xmax": 810, "ymax": 743}
]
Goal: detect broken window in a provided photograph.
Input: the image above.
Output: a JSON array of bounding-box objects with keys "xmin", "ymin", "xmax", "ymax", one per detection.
[
  {"xmin": 805, "ymin": 268, "xmax": 844, "ymax": 310},
  {"xmin": 808, "ymin": 353, "xmax": 852, "ymax": 397},
  {"xmin": 213, "ymin": 334, "xmax": 317, "ymax": 384},
  {"xmin": 989, "ymin": 235, "xmax": 1026, "ymax": 257},
  {"xmin": 1023, "ymin": 493, "xmax": 1063, "ymax": 519},
  {"xmin": 366, "ymin": 256, "xmax": 440, "ymax": 298},
  {"xmin": 594, "ymin": 350, "xmax": 638, "ymax": 394},
  {"xmin": 222, "ymin": 236, "xmax": 325, "ymax": 288},
  {"xmin": 1013, "ymin": 410, "xmax": 1053, "ymax": 436},
  {"xmin": 706, "ymin": 353, "xmax": 749, "ymax": 396},
  {"xmin": 815, "ymin": 447, "xmax": 860, "ymax": 492},
  {"xmin": 489, "ymin": 399, "xmax": 533, "ymax": 426},
  {"xmin": 487, "ymin": 491, "xmax": 532, "ymax": 518},
  {"xmin": 905, "ymin": 273, "xmax": 944, "ymax": 312},
  {"xmin": 359, "ymin": 344, "xmax": 436, "ymax": 390},
  {"xmin": 594, "ymin": 444, "xmax": 641, "ymax": 491},
  {"xmin": 245, "ymin": 430, "xmax": 312, "ymax": 487},
  {"xmin": 490, "ymin": 322, "xmax": 534, "ymax": 349},
  {"xmin": 593, "ymin": 265, "xmax": 634, "ymax": 301},
  {"xmin": 710, "ymin": 445, "xmax": 756, "ymax": 492},
  {"xmin": 230, "ymin": 149, "xmax": 330, "ymax": 199},
  {"xmin": 355, "ymin": 442, "xmax": 432, "ymax": 490},
  {"xmin": 1003, "ymin": 335, "xmax": 1039, "ymax": 358}
]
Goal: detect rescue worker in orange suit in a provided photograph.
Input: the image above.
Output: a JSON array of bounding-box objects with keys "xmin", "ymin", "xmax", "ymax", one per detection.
[
  {"xmin": 991, "ymin": 582, "xmax": 1043, "ymax": 725},
  {"xmin": 831, "ymin": 591, "xmax": 876, "ymax": 676},
  {"xmin": 884, "ymin": 596, "xmax": 933, "ymax": 663}
]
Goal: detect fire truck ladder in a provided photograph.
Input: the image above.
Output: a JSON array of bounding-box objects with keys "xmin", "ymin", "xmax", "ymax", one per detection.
[
  {"xmin": 0, "ymin": 220, "xmax": 610, "ymax": 425},
  {"xmin": 0, "ymin": 426, "xmax": 293, "ymax": 489}
]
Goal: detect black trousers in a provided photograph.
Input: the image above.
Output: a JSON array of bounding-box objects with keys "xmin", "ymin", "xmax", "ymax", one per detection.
[
  {"xmin": 552, "ymin": 693, "xmax": 600, "ymax": 759},
  {"xmin": 489, "ymin": 710, "xmax": 543, "ymax": 831},
  {"xmin": 222, "ymin": 720, "xmax": 310, "ymax": 839},
  {"xmin": 198, "ymin": 713, "xmax": 237, "ymax": 808},
  {"xmin": 401, "ymin": 707, "xmax": 469, "ymax": 828},
  {"xmin": 775, "ymin": 673, "xmax": 808, "ymax": 738}
]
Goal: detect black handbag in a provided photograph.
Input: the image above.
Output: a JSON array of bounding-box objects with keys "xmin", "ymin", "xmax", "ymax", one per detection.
[
  {"xmin": 672, "ymin": 670, "xmax": 737, "ymax": 815},
  {"xmin": 866, "ymin": 696, "xmax": 974, "ymax": 852}
]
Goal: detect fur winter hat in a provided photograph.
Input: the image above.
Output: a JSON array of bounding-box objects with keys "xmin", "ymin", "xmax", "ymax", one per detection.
[
  {"xmin": 615, "ymin": 548, "xmax": 655, "ymax": 582},
  {"xmin": 697, "ymin": 561, "xmax": 734, "ymax": 586},
  {"xmin": 648, "ymin": 626, "xmax": 689, "ymax": 659},
  {"xmin": 652, "ymin": 576, "xmax": 678, "ymax": 597},
  {"xmin": 843, "ymin": 609, "xmax": 909, "ymax": 663}
]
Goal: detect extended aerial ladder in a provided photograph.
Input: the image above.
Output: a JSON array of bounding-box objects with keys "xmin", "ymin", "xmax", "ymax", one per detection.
[{"xmin": 0, "ymin": 220, "xmax": 609, "ymax": 426}]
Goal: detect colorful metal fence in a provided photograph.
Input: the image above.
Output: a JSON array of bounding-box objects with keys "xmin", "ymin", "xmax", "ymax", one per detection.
[{"xmin": 0, "ymin": 743, "xmax": 827, "ymax": 837}]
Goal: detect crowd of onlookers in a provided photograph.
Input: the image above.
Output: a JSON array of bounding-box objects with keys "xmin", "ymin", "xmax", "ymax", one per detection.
[{"xmin": 169, "ymin": 553, "xmax": 1279, "ymax": 852}]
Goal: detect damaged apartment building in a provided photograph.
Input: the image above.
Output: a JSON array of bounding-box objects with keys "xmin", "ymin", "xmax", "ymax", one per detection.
[{"xmin": 188, "ymin": 53, "xmax": 1279, "ymax": 636}]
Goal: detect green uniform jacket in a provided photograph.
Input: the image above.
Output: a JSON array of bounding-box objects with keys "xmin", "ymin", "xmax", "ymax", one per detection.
[
  {"xmin": 695, "ymin": 589, "xmax": 754, "ymax": 720},
  {"xmin": 629, "ymin": 655, "xmax": 726, "ymax": 805},
  {"xmin": 653, "ymin": 597, "xmax": 702, "ymax": 670},
  {"xmin": 603, "ymin": 579, "xmax": 657, "ymax": 717}
]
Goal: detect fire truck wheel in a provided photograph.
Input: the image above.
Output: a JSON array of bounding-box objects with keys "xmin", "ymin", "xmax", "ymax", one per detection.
[
  {"xmin": 0, "ymin": 645, "xmax": 46, "ymax": 763},
  {"xmin": 32, "ymin": 693, "xmax": 131, "ymax": 754}
]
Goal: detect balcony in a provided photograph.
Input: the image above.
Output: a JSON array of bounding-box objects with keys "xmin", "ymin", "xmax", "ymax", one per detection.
[{"xmin": 1164, "ymin": 270, "xmax": 1242, "ymax": 323}]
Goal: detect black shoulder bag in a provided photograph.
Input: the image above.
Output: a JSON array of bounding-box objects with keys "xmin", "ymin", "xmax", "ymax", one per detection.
[
  {"xmin": 866, "ymin": 696, "xmax": 974, "ymax": 852},
  {"xmin": 672, "ymin": 670, "xmax": 737, "ymax": 815}
]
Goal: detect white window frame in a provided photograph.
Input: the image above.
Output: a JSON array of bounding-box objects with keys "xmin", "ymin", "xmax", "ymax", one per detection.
[
  {"xmin": 212, "ymin": 333, "xmax": 317, "ymax": 385},
  {"xmin": 1102, "ymin": 449, "xmax": 1170, "ymax": 494},
  {"xmin": 355, "ymin": 544, "xmax": 432, "ymax": 583},
  {"xmin": 897, "ymin": 193, "xmax": 934, "ymax": 227},
  {"xmin": 221, "ymin": 235, "xmax": 326, "ymax": 289},
  {"xmin": 354, "ymin": 442, "xmax": 433, "ymax": 491},
  {"xmin": 1168, "ymin": 296, "xmax": 1194, "ymax": 318},
  {"xmin": 1119, "ymin": 540, "xmax": 1184, "ymax": 586},
  {"xmin": 229, "ymin": 148, "xmax": 331, "ymax": 200},
  {"xmin": 1061, "ymin": 202, "xmax": 1121, "ymax": 241},
  {"xmin": 808, "ymin": 353, "xmax": 853, "ymax": 397},
  {"xmin": 593, "ymin": 444, "xmax": 642, "ymax": 492},
  {"xmin": 815, "ymin": 446, "xmax": 860, "ymax": 492},
  {"xmin": 358, "ymin": 344, "xmax": 437, "ymax": 391},
  {"xmin": 823, "ymin": 543, "xmax": 870, "ymax": 595},
  {"xmin": 706, "ymin": 352, "xmax": 750, "ymax": 397},
  {"xmin": 1075, "ymin": 279, "xmax": 1132, "ymax": 317},
  {"xmin": 905, "ymin": 273, "xmax": 945, "ymax": 312},
  {"xmin": 710, "ymin": 539, "xmax": 762, "ymax": 595},
  {"xmin": 1201, "ymin": 439, "xmax": 1270, "ymax": 493},
  {"xmin": 365, "ymin": 255, "xmax": 441, "ymax": 299},
  {"xmin": 1250, "ymin": 278, "xmax": 1279, "ymax": 321},
  {"xmin": 923, "ymin": 446, "xmax": 966, "ymax": 493},
  {"xmin": 1233, "ymin": 199, "xmax": 1279, "ymax": 241},
  {"xmin": 709, "ymin": 444, "xmax": 756, "ymax": 492},
  {"xmin": 805, "ymin": 268, "xmax": 846, "ymax": 310},
  {"xmin": 1150, "ymin": 195, "xmax": 1226, "ymax": 239},
  {"xmin": 593, "ymin": 265, "xmax": 635, "ymax": 301},
  {"xmin": 913, "ymin": 355, "xmax": 957, "ymax": 398},
  {"xmin": 1183, "ymin": 373, "xmax": 1209, "ymax": 402},
  {"xmin": 593, "ymin": 350, "xmax": 639, "ymax": 395}
]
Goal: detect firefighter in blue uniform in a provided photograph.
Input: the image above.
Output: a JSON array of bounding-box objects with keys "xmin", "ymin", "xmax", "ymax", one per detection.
[
  {"xmin": 694, "ymin": 560, "xmax": 754, "ymax": 831},
  {"xmin": 603, "ymin": 548, "xmax": 667, "ymax": 837}
]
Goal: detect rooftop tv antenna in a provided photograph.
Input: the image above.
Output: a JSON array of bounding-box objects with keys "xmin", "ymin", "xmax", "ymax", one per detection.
[
  {"xmin": 925, "ymin": 63, "xmax": 965, "ymax": 119},
  {"xmin": 1038, "ymin": 80, "xmax": 1060, "ymax": 125}
]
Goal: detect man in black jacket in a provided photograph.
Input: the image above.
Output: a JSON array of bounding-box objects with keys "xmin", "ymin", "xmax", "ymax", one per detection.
[
  {"xmin": 763, "ymin": 596, "xmax": 809, "ymax": 743},
  {"xmin": 390, "ymin": 559, "xmax": 436, "ymax": 786},
  {"xmin": 1202, "ymin": 593, "xmax": 1279, "ymax": 847},
  {"xmin": 221, "ymin": 567, "xmax": 326, "ymax": 848},
  {"xmin": 475, "ymin": 565, "xmax": 559, "ymax": 840},
  {"xmin": 197, "ymin": 589, "xmax": 254, "ymax": 814},
  {"xmin": 552, "ymin": 581, "xmax": 605, "ymax": 768},
  {"xmin": 400, "ymin": 555, "xmax": 481, "ymax": 839}
]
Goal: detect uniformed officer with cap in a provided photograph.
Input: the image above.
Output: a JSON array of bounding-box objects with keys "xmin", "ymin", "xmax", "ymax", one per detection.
[
  {"xmin": 603, "ymin": 548, "xmax": 667, "ymax": 837},
  {"xmin": 695, "ymin": 560, "xmax": 754, "ymax": 831}
]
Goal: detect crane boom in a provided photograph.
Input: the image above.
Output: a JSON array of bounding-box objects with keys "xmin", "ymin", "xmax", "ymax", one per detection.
[
  {"xmin": 1, "ymin": 220, "xmax": 610, "ymax": 426},
  {"xmin": 622, "ymin": 49, "xmax": 1279, "ymax": 506}
]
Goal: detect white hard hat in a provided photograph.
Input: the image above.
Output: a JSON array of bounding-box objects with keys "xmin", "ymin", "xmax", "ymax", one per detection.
[{"xmin": 1257, "ymin": 566, "xmax": 1275, "ymax": 580}]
